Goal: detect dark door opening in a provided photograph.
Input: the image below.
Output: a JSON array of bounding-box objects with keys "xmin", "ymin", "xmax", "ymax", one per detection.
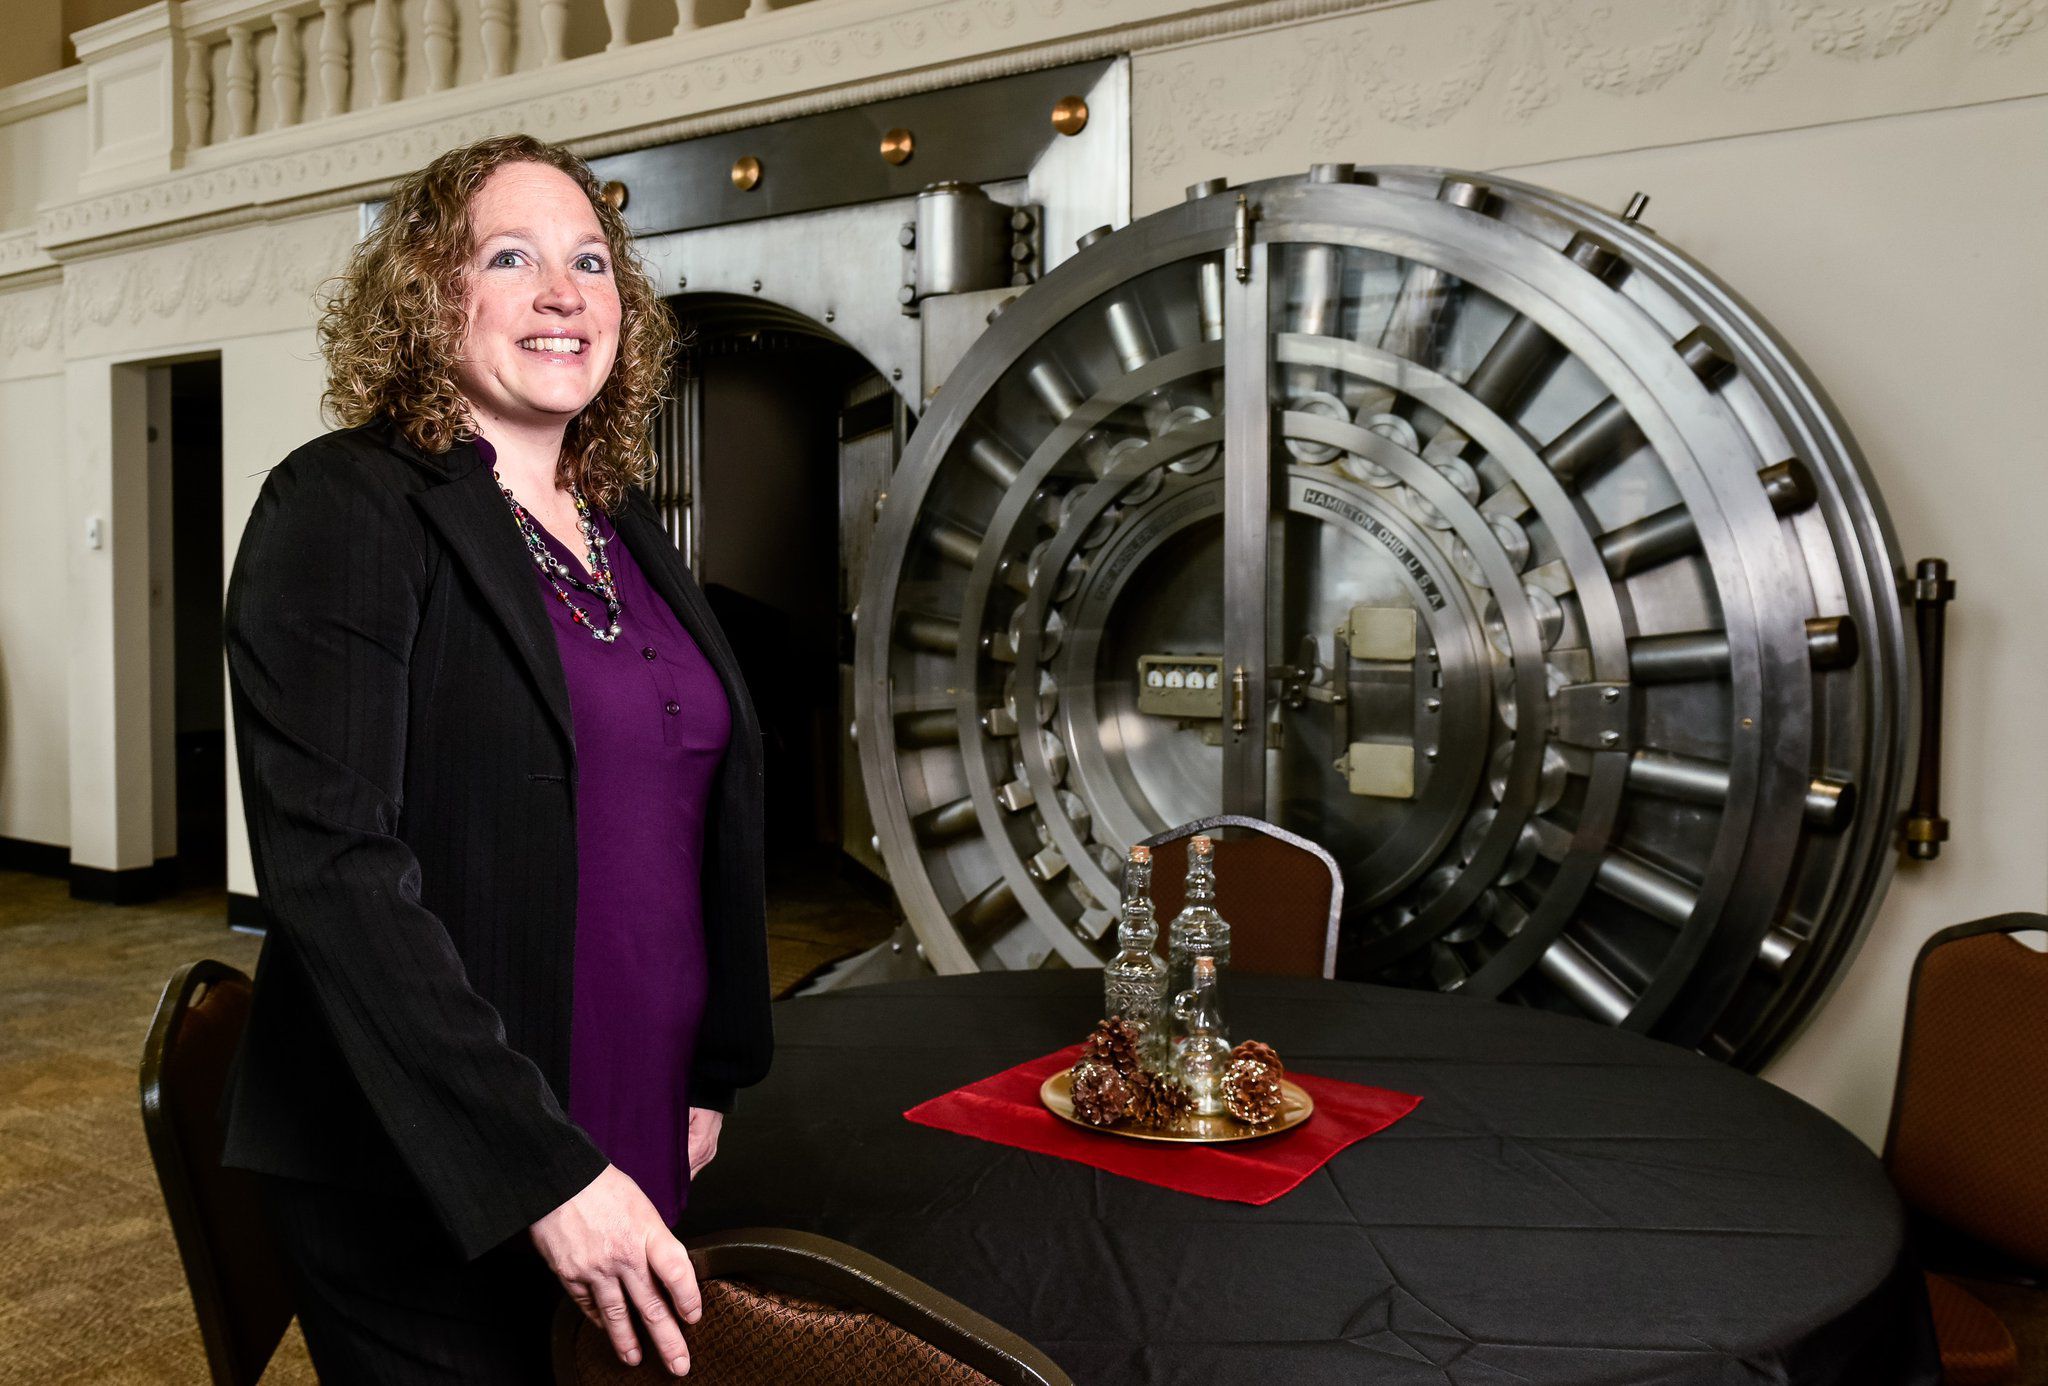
[
  {"xmin": 169, "ymin": 360, "xmax": 225, "ymax": 889},
  {"xmin": 664, "ymin": 303, "xmax": 903, "ymax": 991}
]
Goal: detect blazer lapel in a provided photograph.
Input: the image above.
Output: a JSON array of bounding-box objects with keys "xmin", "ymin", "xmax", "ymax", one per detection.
[{"xmin": 414, "ymin": 464, "xmax": 576, "ymax": 750}]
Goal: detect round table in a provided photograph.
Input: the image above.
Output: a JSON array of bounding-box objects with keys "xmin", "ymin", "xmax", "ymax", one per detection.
[{"xmin": 677, "ymin": 972, "xmax": 1937, "ymax": 1385}]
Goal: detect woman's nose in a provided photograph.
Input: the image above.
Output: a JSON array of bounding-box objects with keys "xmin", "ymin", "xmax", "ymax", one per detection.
[{"xmin": 535, "ymin": 264, "xmax": 585, "ymax": 313}]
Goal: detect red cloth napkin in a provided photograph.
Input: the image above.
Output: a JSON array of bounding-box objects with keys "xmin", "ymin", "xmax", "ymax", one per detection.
[{"xmin": 904, "ymin": 1044, "xmax": 1421, "ymax": 1203}]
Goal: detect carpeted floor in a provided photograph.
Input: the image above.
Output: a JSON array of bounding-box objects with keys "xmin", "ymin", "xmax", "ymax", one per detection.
[{"xmin": 0, "ymin": 859, "xmax": 893, "ymax": 1383}]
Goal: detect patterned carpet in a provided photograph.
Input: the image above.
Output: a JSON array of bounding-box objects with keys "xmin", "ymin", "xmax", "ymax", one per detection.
[{"xmin": 0, "ymin": 860, "xmax": 892, "ymax": 1383}]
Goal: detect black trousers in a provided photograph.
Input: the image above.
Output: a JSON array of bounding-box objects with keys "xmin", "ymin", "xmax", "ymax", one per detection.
[{"xmin": 258, "ymin": 1174, "xmax": 566, "ymax": 1383}]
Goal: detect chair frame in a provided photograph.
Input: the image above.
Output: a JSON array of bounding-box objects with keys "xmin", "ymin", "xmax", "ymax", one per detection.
[
  {"xmin": 140, "ymin": 958, "xmax": 284, "ymax": 1386},
  {"xmin": 551, "ymin": 1227, "xmax": 1072, "ymax": 1385},
  {"xmin": 1137, "ymin": 814, "xmax": 1345, "ymax": 979}
]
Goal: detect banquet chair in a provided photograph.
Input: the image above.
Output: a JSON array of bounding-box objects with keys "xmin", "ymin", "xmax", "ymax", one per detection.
[
  {"xmin": 552, "ymin": 1228, "xmax": 1072, "ymax": 1385},
  {"xmin": 1884, "ymin": 911, "xmax": 2048, "ymax": 1386},
  {"xmin": 139, "ymin": 959, "xmax": 294, "ymax": 1386},
  {"xmin": 1139, "ymin": 815, "xmax": 1343, "ymax": 978}
]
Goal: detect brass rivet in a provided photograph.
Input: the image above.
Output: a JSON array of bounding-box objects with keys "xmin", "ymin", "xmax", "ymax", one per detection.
[
  {"xmin": 731, "ymin": 156, "xmax": 762, "ymax": 191},
  {"xmin": 879, "ymin": 128, "xmax": 914, "ymax": 165},
  {"xmin": 1050, "ymin": 96, "xmax": 1088, "ymax": 137},
  {"xmin": 599, "ymin": 180, "xmax": 629, "ymax": 212}
]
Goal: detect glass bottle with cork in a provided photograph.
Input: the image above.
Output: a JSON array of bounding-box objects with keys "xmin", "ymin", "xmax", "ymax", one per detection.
[
  {"xmin": 1103, "ymin": 844, "xmax": 1169, "ymax": 1067},
  {"xmin": 1172, "ymin": 954, "xmax": 1231, "ymax": 1116},
  {"xmin": 1166, "ymin": 833, "xmax": 1231, "ymax": 1047}
]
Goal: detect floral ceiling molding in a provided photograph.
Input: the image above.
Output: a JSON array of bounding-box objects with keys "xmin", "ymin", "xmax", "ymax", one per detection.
[
  {"xmin": 31, "ymin": 0, "xmax": 1369, "ymax": 257},
  {"xmin": 0, "ymin": 282, "xmax": 64, "ymax": 380},
  {"xmin": 15, "ymin": 0, "xmax": 2041, "ymax": 265},
  {"xmin": 57, "ymin": 212, "xmax": 359, "ymax": 360},
  {"xmin": 0, "ymin": 231, "xmax": 56, "ymax": 281},
  {"xmin": 1134, "ymin": 0, "xmax": 2047, "ymax": 179}
]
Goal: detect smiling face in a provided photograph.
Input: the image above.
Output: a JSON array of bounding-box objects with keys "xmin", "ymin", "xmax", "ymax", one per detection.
[{"xmin": 453, "ymin": 160, "xmax": 622, "ymax": 441}]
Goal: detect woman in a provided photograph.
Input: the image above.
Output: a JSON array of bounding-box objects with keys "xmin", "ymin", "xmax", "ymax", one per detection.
[{"xmin": 220, "ymin": 134, "xmax": 769, "ymax": 1382}]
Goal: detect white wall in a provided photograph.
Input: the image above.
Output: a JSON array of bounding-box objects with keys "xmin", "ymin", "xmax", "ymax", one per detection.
[
  {"xmin": 0, "ymin": 371, "xmax": 74, "ymax": 846},
  {"xmin": 62, "ymin": 353, "xmax": 154, "ymax": 871},
  {"xmin": 14, "ymin": 208, "xmax": 355, "ymax": 878},
  {"xmin": 1496, "ymin": 99, "xmax": 2048, "ymax": 1142},
  {"xmin": 220, "ymin": 327, "xmax": 331, "ymax": 897},
  {"xmin": 0, "ymin": 98, "xmax": 84, "ymax": 227}
]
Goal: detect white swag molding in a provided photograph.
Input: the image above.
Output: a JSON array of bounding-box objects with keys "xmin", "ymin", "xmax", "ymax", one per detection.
[{"xmin": 1, "ymin": 0, "xmax": 2041, "ymax": 281}]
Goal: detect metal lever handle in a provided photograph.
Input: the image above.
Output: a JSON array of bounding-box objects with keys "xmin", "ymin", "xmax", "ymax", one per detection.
[
  {"xmin": 1230, "ymin": 665, "xmax": 1248, "ymax": 734},
  {"xmin": 1903, "ymin": 557, "xmax": 1954, "ymax": 860},
  {"xmin": 1233, "ymin": 195, "xmax": 1253, "ymax": 283}
]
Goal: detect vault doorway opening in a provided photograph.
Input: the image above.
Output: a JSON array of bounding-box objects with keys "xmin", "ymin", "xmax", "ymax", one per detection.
[{"xmin": 657, "ymin": 295, "xmax": 903, "ymax": 992}]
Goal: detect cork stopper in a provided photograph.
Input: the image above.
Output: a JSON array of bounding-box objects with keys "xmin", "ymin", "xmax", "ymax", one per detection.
[
  {"xmin": 1190, "ymin": 834, "xmax": 1214, "ymax": 857},
  {"xmin": 1194, "ymin": 954, "xmax": 1216, "ymax": 981},
  {"xmin": 1129, "ymin": 844, "xmax": 1151, "ymax": 863}
]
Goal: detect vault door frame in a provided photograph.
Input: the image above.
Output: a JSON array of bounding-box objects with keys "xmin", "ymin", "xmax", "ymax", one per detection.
[{"xmin": 1219, "ymin": 240, "xmax": 1277, "ymax": 816}]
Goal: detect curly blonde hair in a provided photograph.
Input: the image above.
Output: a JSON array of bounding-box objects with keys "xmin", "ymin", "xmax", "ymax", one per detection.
[{"xmin": 318, "ymin": 133, "xmax": 674, "ymax": 513}]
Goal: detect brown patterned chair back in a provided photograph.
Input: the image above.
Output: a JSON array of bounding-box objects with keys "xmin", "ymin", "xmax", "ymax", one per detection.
[
  {"xmin": 140, "ymin": 960, "xmax": 294, "ymax": 1386},
  {"xmin": 1141, "ymin": 816, "xmax": 1343, "ymax": 978},
  {"xmin": 1885, "ymin": 913, "xmax": 2048, "ymax": 1269},
  {"xmin": 553, "ymin": 1230, "xmax": 1070, "ymax": 1385}
]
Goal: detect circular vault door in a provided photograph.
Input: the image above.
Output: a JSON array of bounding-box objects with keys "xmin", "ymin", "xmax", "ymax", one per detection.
[{"xmin": 856, "ymin": 165, "xmax": 1914, "ymax": 1067}]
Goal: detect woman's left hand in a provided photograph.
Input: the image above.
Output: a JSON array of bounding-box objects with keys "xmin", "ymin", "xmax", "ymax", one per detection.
[{"xmin": 686, "ymin": 1107, "xmax": 723, "ymax": 1179}]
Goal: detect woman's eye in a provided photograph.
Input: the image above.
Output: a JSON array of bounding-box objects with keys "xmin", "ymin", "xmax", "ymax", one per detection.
[
  {"xmin": 489, "ymin": 249, "xmax": 522, "ymax": 268},
  {"xmin": 576, "ymin": 254, "xmax": 609, "ymax": 273}
]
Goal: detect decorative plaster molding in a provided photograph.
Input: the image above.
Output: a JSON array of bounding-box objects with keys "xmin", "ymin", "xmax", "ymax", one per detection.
[
  {"xmin": 1974, "ymin": 0, "xmax": 2048, "ymax": 45},
  {"xmin": 0, "ymin": 231, "xmax": 59, "ymax": 280},
  {"xmin": 12, "ymin": 0, "xmax": 2044, "ymax": 264},
  {"xmin": 1133, "ymin": 0, "xmax": 2048, "ymax": 188},
  {"xmin": 72, "ymin": 1, "xmax": 182, "ymax": 60},
  {"xmin": 0, "ymin": 283, "xmax": 65, "ymax": 381},
  {"xmin": 58, "ymin": 210, "xmax": 355, "ymax": 360},
  {"xmin": 32, "ymin": 0, "xmax": 1395, "ymax": 257}
]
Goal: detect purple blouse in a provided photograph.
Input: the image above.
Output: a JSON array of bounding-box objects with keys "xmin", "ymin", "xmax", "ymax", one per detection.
[{"xmin": 520, "ymin": 492, "xmax": 731, "ymax": 1227}]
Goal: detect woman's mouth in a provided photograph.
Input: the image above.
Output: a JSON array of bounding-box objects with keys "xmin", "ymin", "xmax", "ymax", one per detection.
[{"xmin": 518, "ymin": 336, "xmax": 586, "ymax": 354}]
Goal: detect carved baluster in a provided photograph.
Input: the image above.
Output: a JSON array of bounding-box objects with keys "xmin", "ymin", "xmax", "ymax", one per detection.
[
  {"xmin": 423, "ymin": 0, "xmax": 456, "ymax": 91},
  {"xmin": 370, "ymin": 0, "xmax": 402, "ymax": 104},
  {"xmin": 479, "ymin": 0, "xmax": 514, "ymax": 77},
  {"xmin": 225, "ymin": 24, "xmax": 256, "ymax": 138},
  {"xmin": 746, "ymin": 0, "xmax": 769, "ymax": 17},
  {"xmin": 671, "ymin": 0, "xmax": 695, "ymax": 35},
  {"xmin": 271, "ymin": 10, "xmax": 304, "ymax": 128},
  {"xmin": 603, "ymin": 0, "xmax": 630, "ymax": 49},
  {"xmin": 540, "ymin": 0, "xmax": 568, "ymax": 62},
  {"xmin": 319, "ymin": 0, "xmax": 350, "ymax": 117},
  {"xmin": 184, "ymin": 37, "xmax": 212, "ymax": 148}
]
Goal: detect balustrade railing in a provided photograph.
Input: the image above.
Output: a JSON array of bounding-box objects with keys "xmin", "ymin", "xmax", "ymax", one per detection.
[{"xmin": 171, "ymin": 0, "xmax": 816, "ymax": 154}]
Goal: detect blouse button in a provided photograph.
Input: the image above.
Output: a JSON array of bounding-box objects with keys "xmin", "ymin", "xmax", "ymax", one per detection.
[
  {"xmin": 664, "ymin": 700, "xmax": 681, "ymax": 716},
  {"xmin": 642, "ymin": 646, "xmax": 657, "ymax": 661}
]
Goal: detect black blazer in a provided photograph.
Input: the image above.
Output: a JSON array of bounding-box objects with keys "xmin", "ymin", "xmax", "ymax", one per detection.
[{"xmin": 220, "ymin": 420, "xmax": 771, "ymax": 1262}]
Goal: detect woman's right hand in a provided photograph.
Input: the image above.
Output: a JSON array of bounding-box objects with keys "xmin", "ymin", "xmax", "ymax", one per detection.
[{"xmin": 530, "ymin": 1164, "xmax": 702, "ymax": 1376}]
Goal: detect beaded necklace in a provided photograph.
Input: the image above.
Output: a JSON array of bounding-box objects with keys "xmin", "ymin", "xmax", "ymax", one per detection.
[{"xmin": 493, "ymin": 469, "xmax": 623, "ymax": 643}]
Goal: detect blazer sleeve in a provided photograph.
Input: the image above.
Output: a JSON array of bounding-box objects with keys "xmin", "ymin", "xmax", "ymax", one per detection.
[{"xmin": 226, "ymin": 442, "xmax": 608, "ymax": 1260}]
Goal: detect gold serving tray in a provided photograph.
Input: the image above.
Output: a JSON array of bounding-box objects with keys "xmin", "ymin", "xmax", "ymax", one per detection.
[{"xmin": 1039, "ymin": 1070, "xmax": 1314, "ymax": 1143}]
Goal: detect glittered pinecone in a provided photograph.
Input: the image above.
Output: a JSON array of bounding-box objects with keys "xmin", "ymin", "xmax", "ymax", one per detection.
[
  {"xmin": 1222, "ymin": 1058, "xmax": 1284, "ymax": 1125},
  {"xmin": 1230, "ymin": 1039, "xmax": 1284, "ymax": 1075},
  {"xmin": 1069, "ymin": 1059, "xmax": 1134, "ymax": 1127},
  {"xmin": 1127, "ymin": 1068, "xmax": 1194, "ymax": 1130},
  {"xmin": 1080, "ymin": 1017, "xmax": 1143, "ymax": 1076}
]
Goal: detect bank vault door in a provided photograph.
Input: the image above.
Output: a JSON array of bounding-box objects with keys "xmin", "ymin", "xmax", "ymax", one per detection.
[{"xmin": 858, "ymin": 166, "xmax": 1914, "ymax": 1068}]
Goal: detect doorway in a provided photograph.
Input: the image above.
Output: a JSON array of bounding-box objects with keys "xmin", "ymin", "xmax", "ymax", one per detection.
[
  {"xmin": 663, "ymin": 298, "xmax": 903, "ymax": 991},
  {"xmin": 155, "ymin": 359, "xmax": 226, "ymax": 890}
]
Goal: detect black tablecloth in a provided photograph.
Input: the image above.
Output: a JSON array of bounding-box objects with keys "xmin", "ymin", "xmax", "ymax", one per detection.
[{"xmin": 677, "ymin": 972, "xmax": 1937, "ymax": 1385}]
